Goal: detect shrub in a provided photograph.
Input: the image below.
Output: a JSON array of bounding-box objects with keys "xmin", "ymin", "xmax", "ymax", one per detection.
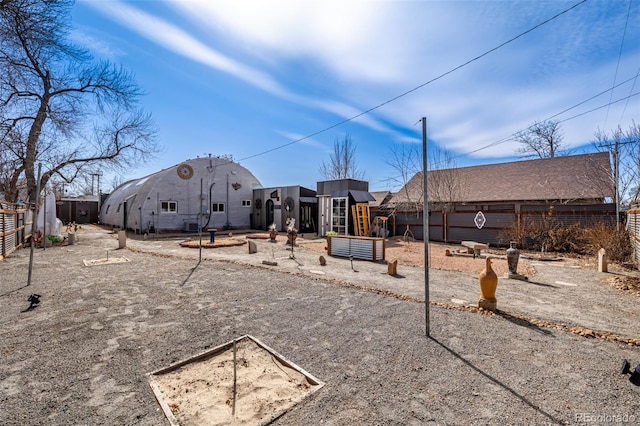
[
  {"xmin": 581, "ymin": 222, "xmax": 632, "ymax": 264},
  {"xmin": 546, "ymin": 223, "xmax": 589, "ymax": 253},
  {"xmin": 500, "ymin": 217, "xmax": 632, "ymax": 264}
]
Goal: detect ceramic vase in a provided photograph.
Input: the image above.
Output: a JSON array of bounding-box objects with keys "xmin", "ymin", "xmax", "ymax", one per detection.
[
  {"xmin": 479, "ymin": 258, "xmax": 498, "ymax": 301},
  {"xmin": 506, "ymin": 241, "xmax": 520, "ymax": 275}
]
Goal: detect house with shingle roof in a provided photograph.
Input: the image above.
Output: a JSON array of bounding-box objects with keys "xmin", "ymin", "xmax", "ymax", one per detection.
[{"xmin": 377, "ymin": 152, "xmax": 615, "ymax": 243}]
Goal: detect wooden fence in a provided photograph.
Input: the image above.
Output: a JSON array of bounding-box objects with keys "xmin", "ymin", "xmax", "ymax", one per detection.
[
  {"xmin": 0, "ymin": 201, "xmax": 32, "ymax": 260},
  {"xmin": 377, "ymin": 203, "xmax": 617, "ymax": 247}
]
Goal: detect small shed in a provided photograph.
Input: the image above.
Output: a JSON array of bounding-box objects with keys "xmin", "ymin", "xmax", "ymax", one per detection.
[
  {"xmin": 252, "ymin": 186, "xmax": 317, "ymax": 233},
  {"xmin": 316, "ymin": 179, "xmax": 375, "ymax": 236},
  {"xmin": 57, "ymin": 195, "xmax": 100, "ymax": 225}
]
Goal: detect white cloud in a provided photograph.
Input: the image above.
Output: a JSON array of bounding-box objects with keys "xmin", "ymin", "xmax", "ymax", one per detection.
[
  {"xmin": 169, "ymin": 0, "xmax": 403, "ymax": 82},
  {"xmin": 84, "ymin": 1, "xmax": 292, "ymax": 98},
  {"xmin": 69, "ymin": 29, "xmax": 125, "ymax": 59},
  {"xmin": 275, "ymin": 131, "xmax": 324, "ymax": 149},
  {"xmin": 83, "ymin": 0, "xmax": 639, "ymax": 171}
]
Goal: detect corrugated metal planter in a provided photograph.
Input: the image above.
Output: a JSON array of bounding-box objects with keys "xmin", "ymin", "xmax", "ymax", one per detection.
[{"xmin": 327, "ymin": 235, "xmax": 385, "ymax": 262}]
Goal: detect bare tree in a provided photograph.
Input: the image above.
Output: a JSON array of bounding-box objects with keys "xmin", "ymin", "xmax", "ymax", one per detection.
[
  {"xmin": 384, "ymin": 142, "xmax": 422, "ymax": 214},
  {"xmin": 427, "ymin": 144, "xmax": 465, "ymax": 208},
  {"xmin": 515, "ymin": 120, "xmax": 566, "ymax": 159},
  {"xmin": 593, "ymin": 121, "xmax": 640, "ymax": 206},
  {"xmin": 0, "ymin": 0, "xmax": 159, "ymax": 203},
  {"xmin": 386, "ymin": 142, "xmax": 420, "ymax": 189},
  {"xmin": 385, "ymin": 142, "xmax": 463, "ymax": 214},
  {"xmin": 319, "ymin": 133, "xmax": 364, "ymax": 180}
]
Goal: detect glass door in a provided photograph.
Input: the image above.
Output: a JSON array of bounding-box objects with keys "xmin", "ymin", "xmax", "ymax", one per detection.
[{"xmin": 331, "ymin": 197, "xmax": 348, "ymax": 235}]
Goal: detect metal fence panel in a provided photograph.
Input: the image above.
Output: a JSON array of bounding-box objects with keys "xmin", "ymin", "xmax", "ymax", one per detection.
[
  {"xmin": 629, "ymin": 206, "xmax": 640, "ymax": 267},
  {"xmin": 1, "ymin": 201, "xmax": 31, "ymax": 260}
]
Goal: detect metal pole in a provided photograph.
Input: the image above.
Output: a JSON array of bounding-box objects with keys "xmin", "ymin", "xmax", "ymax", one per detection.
[
  {"xmin": 226, "ymin": 173, "xmax": 230, "ymax": 230},
  {"xmin": 615, "ymin": 141, "xmax": 620, "ymax": 231},
  {"xmin": 199, "ymin": 178, "xmax": 203, "ymax": 263},
  {"xmin": 97, "ymin": 172, "xmax": 101, "ymax": 215},
  {"xmin": 422, "ymin": 117, "xmax": 430, "ymax": 337},
  {"xmin": 232, "ymin": 338, "xmax": 237, "ymax": 417},
  {"xmin": 27, "ymin": 164, "xmax": 42, "ymax": 286},
  {"xmin": 42, "ymin": 188, "xmax": 46, "ymax": 251}
]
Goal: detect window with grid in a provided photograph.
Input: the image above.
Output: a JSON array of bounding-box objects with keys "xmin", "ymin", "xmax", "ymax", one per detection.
[
  {"xmin": 161, "ymin": 201, "xmax": 177, "ymax": 213},
  {"xmin": 331, "ymin": 197, "xmax": 348, "ymax": 235}
]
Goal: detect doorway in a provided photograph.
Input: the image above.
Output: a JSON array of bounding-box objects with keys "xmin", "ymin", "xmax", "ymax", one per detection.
[{"xmin": 266, "ymin": 199, "xmax": 274, "ymax": 230}]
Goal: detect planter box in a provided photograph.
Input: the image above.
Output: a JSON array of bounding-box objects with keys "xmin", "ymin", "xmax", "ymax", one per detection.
[{"xmin": 327, "ymin": 235, "xmax": 385, "ymax": 262}]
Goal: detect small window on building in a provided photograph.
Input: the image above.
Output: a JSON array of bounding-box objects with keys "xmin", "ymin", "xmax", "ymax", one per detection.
[
  {"xmin": 116, "ymin": 203, "xmax": 121, "ymax": 213},
  {"xmin": 212, "ymin": 202, "xmax": 225, "ymax": 213},
  {"xmin": 242, "ymin": 200, "xmax": 251, "ymax": 207},
  {"xmin": 161, "ymin": 201, "xmax": 177, "ymax": 213},
  {"xmin": 105, "ymin": 205, "xmax": 110, "ymax": 214}
]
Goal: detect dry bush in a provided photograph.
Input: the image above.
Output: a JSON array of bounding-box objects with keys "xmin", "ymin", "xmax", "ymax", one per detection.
[
  {"xmin": 498, "ymin": 213, "xmax": 559, "ymax": 251},
  {"xmin": 546, "ymin": 223, "xmax": 589, "ymax": 254},
  {"xmin": 499, "ymin": 217, "xmax": 632, "ymax": 264},
  {"xmin": 497, "ymin": 221, "xmax": 526, "ymax": 248},
  {"xmin": 581, "ymin": 222, "xmax": 632, "ymax": 264}
]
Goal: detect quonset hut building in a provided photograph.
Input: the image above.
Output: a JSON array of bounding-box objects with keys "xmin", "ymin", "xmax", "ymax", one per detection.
[{"xmin": 100, "ymin": 156, "xmax": 262, "ymax": 233}]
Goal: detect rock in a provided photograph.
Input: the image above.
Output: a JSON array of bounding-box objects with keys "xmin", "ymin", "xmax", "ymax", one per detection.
[
  {"xmin": 247, "ymin": 240, "xmax": 257, "ymax": 254},
  {"xmin": 319, "ymin": 255, "xmax": 326, "ymax": 266}
]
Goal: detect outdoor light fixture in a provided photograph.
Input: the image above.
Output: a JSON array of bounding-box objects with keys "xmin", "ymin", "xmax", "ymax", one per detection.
[{"xmin": 621, "ymin": 359, "xmax": 640, "ymax": 386}]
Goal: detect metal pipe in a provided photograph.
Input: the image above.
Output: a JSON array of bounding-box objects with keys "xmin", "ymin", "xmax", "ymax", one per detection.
[
  {"xmin": 199, "ymin": 177, "xmax": 203, "ymax": 263},
  {"xmin": 422, "ymin": 117, "xmax": 430, "ymax": 337},
  {"xmin": 225, "ymin": 173, "xmax": 230, "ymax": 229},
  {"xmin": 42, "ymin": 188, "xmax": 46, "ymax": 251},
  {"xmin": 232, "ymin": 338, "xmax": 237, "ymax": 417}
]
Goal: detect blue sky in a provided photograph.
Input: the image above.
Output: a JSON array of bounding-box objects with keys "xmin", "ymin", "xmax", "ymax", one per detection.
[{"xmin": 71, "ymin": 0, "xmax": 639, "ymax": 192}]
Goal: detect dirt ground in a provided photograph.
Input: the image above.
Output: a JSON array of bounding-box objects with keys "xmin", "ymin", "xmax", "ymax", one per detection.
[
  {"xmin": 1, "ymin": 226, "xmax": 639, "ymax": 425},
  {"xmin": 303, "ymin": 236, "xmax": 537, "ymax": 278}
]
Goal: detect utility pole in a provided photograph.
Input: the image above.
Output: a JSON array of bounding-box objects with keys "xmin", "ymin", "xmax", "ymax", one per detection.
[
  {"xmin": 600, "ymin": 139, "xmax": 634, "ymax": 231},
  {"xmin": 614, "ymin": 140, "xmax": 620, "ymax": 230}
]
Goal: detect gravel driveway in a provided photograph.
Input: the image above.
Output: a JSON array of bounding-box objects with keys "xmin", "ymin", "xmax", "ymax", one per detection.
[{"xmin": 1, "ymin": 226, "xmax": 638, "ymax": 425}]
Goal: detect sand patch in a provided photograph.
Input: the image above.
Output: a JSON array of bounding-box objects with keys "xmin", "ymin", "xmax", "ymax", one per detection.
[
  {"xmin": 179, "ymin": 238, "xmax": 246, "ymax": 249},
  {"xmin": 83, "ymin": 257, "xmax": 130, "ymax": 266},
  {"xmin": 149, "ymin": 335, "xmax": 324, "ymax": 425}
]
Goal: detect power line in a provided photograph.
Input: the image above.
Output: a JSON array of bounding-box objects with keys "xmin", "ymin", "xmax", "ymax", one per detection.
[
  {"xmin": 238, "ymin": 0, "xmax": 587, "ymax": 163},
  {"xmin": 619, "ymin": 64, "xmax": 640, "ymax": 124},
  {"xmin": 558, "ymin": 91, "xmax": 639, "ymax": 124},
  {"xmin": 376, "ymin": 86, "xmax": 638, "ymax": 185},
  {"xmin": 602, "ymin": 0, "xmax": 634, "ymax": 130},
  {"xmin": 446, "ymin": 90, "xmax": 640, "ymax": 165},
  {"xmin": 547, "ymin": 72, "xmax": 640, "ymax": 121}
]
